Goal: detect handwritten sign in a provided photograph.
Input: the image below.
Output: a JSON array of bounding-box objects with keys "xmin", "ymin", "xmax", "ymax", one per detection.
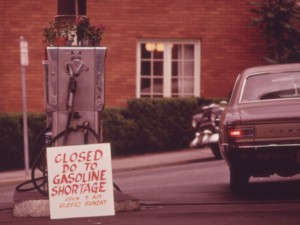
[{"xmin": 47, "ymin": 143, "xmax": 115, "ymax": 219}]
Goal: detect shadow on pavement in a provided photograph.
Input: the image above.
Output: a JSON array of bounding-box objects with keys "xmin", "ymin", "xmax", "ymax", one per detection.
[{"xmin": 233, "ymin": 179, "xmax": 300, "ymax": 202}]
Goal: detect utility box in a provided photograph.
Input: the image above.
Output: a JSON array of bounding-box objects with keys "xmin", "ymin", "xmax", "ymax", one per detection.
[{"xmin": 45, "ymin": 46, "xmax": 107, "ymax": 146}]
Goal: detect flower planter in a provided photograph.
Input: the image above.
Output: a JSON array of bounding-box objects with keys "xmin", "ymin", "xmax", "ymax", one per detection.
[
  {"xmin": 92, "ymin": 39, "xmax": 101, "ymax": 46},
  {"xmin": 54, "ymin": 37, "xmax": 67, "ymax": 46},
  {"xmin": 81, "ymin": 38, "xmax": 89, "ymax": 46}
]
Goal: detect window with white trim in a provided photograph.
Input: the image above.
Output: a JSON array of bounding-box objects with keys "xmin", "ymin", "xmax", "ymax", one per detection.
[{"xmin": 137, "ymin": 40, "xmax": 200, "ymax": 98}]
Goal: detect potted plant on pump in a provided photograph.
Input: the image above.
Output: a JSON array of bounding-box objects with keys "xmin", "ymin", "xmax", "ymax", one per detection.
[
  {"xmin": 88, "ymin": 23, "xmax": 105, "ymax": 46},
  {"xmin": 43, "ymin": 16, "xmax": 105, "ymax": 47},
  {"xmin": 76, "ymin": 16, "xmax": 90, "ymax": 46},
  {"xmin": 76, "ymin": 16, "xmax": 105, "ymax": 46},
  {"xmin": 42, "ymin": 22, "xmax": 56, "ymax": 46},
  {"xmin": 42, "ymin": 20, "xmax": 75, "ymax": 46}
]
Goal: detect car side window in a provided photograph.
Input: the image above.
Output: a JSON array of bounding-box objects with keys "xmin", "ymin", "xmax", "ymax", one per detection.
[{"xmin": 241, "ymin": 72, "xmax": 300, "ymax": 102}]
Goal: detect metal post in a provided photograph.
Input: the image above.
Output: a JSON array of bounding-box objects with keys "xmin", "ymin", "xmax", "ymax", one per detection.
[{"xmin": 20, "ymin": 36, "xmax": 30, "ymax": 176}]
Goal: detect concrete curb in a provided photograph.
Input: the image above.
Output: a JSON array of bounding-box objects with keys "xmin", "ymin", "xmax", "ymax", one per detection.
[{"xmin": 13, "ymin": 190, "xmax": 140, "ymax": 217}]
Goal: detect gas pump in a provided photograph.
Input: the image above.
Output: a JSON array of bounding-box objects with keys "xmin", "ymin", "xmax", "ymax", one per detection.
[
  {"xmin": 17, "ymin": 45, "xmax": 111, "ymax": 196},
  {"xmin": 46, "ymin": 46, "xmax": 106, "ymax": 146},
  {"xmin": 27, "ymin": 46, "xmax": 107, "ymax": 195}
]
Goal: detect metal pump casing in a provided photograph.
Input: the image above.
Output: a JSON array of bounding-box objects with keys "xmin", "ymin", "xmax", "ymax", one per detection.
[{"xmin": 44, "ymin": 46, "xmax": 107, "ymax": 146}]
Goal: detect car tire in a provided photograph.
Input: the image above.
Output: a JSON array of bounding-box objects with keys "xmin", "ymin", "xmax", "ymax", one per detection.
[
  {"xmin": 229, "ymin": 167, "xmax": 249, "ymax": 195},
  {"xmin": 210, "ymin": 143, "xmax": 223, "ymax": 160}
]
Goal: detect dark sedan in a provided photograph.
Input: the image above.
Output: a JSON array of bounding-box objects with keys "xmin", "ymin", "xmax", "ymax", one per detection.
[{"xmin": 219, "ymin": 63, "xmax": 300, "ymax": 194}]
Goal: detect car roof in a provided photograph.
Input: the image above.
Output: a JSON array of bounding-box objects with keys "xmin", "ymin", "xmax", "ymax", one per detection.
[{"xmin": 241, "ymin": 63, "xmax": 300, "ymax": 77}]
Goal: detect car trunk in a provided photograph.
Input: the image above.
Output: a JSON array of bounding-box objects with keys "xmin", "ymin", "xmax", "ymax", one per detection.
[{"xmin": 238, "ymin": 100, "xmax": 300, "ymax": 142}]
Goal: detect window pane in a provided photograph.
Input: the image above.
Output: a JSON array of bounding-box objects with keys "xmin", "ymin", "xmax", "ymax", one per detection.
[
  {"xmin": 154, "ymin": 61, "xmax": 163, "ymax": 76},
  {"xmin": 172, "ymin": 44, "xmax": 182, "ymax": 59},
  {"xmin": 183, "ymin": 61, "xmax": 194, "ymax": 76},
  {"xmin": 153, "ymin": 78, "xmax": 163, "ymax": 93},
  {"xmin": 171, "ymin": 77, "xmax": 194, "ymax": 96},
  {"xmin": 141, "ymin": 61, "xmax": 151, "ymax": 76},
  {"xmin": 182, "ymin": 77, "xmax": 194, "ymax": 93},
  {"xmin": 171, "ymin": 78, "xmax": 179, "ymax": 94},
  {"xmin": 141, "ymin": 43, "xmax": 151, "ymax": 59},
  {"xmin": 172, "ymin": 61, "xmax": 178, "ymax": 76},
  {"xmin": 141, "ymin": 78, "xmax": 151, "ymax": 93},
  {"xmin": 184, "ymin": 45, "xmax": 194, "ymax": 59},
  {"xmin": 153, "ymin": 49, "xmax": 163, "ymax": 59}
]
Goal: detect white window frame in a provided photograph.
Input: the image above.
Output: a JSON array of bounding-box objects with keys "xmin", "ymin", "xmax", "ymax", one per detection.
[{"xmin": 136, "ymin": 39, "xmax": 201, "ymax": 98}]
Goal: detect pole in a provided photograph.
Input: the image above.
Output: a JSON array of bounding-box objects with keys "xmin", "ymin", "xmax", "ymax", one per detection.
[
  {"xmin": 75, "ymin": 0, "xmax": 79, "ymax": 45},
  {"xmin": 20, "ymin": 36, "xmax": 30, "ymax": 176}
]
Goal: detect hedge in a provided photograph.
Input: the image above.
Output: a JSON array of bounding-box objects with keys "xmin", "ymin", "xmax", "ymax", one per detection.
[
  {"xmin": 102, "ymin": 98, "xmax": 202, "ymax": 155},
  {"xmin": 0, "ymin": 97, "xmax": 218, "ymax": 171},
  {"xmin": 0, "ymin": 113, "xmax": 46, "ymax": 171}
]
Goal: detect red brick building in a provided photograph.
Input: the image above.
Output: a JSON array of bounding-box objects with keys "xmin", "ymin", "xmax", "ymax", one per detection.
[{"xmin": 0, "ymin": 0, "xmax": 266, "ymax": 112}]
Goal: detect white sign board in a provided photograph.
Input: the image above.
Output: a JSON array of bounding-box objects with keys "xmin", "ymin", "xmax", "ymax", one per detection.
[
  {"xmin": 20, "ymin": 39, "xmax": 29, "ymax": 66},
  {"xmin": 47, "ymin": 143, "xmax": 115, "ymax": 219}
]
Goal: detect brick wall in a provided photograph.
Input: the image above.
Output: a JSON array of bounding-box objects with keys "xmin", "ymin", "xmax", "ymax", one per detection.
[{"xmin": 0, "ymin": 0, "xmax": 266, "ymax": 112}]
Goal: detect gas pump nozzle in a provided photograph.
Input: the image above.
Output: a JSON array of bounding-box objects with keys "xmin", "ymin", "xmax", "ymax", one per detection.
[
  {"xmin": 66, "ymin": 64, "xmax": 77, "ymax": 111},
  {"xmin": 65, "ymin": 58, "xmax": 88, "ymax": 110},
  {"xmin": 63, "ymin": 64, "xmax": 78, "ymax": 145}
]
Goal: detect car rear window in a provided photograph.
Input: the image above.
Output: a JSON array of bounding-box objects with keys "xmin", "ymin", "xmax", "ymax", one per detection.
[{"xmin": 241, "ymin": 72, "xmax": 300, "ymax": 102}]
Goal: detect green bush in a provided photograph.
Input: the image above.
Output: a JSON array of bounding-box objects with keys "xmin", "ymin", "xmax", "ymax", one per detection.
[
  {"xmin": 0, "ymin": 113, "xmax": 23, "ymax": 171},
  {"xmin": 0, "ymin": 97, "xmax": 219, "ymax": 171},
  {"xmin": 0, "ymin": 113, "xmax": 46, "ymax": 171},
  {"xmin": 102, "ymin": 97, "xmax": 212, "ymax": 156},
  {"xmin": 101, "ymin": 107, "xmax": 140, "ymax": 156},
  {"xmin": 125, "ymin": 98, "xmax": 199, "ymax": 152}
]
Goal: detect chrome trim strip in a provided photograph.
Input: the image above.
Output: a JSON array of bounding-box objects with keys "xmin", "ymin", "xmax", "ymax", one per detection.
[
  {"xmin": 238, "ymin": 143, "xmax": 300, "ymax": 149},
  {"xmin": 239, "ymin": 97, "xmax": 300, "ymax": 104},
  {"xmin": 221, "ymin": 143, "xmax": 300, "ymax": 149}
]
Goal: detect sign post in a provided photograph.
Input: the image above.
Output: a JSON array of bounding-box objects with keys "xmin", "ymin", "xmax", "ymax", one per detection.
[
  {"xmin": 19, "ymin": 36, "xmax": 30, "ymax": 176},
  {"xmin": 47, "ymin": 143, "xmax": 115, "ymax": 219}
]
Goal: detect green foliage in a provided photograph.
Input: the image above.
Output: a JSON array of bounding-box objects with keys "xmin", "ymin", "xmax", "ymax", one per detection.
[
  {"xmin": 102, "ymin": 98, "xmax": 209, "ymax": 156},
  {"xmin": 0, "ymin": 113, "xmax": 46, "ymax": 171},
  {"xmin": 0, "ymin": 113, "xmax": 23, "ymax": 171},
  {"xmin": 101, "ymin": 107, "xmax": 140, "ymax": 156},
  {"xmin": 249, "ymin": 0, "xmax": 300, "ymax": 63},
  {"xmin": 126, "ymin": 98, "xmax": 198, "ymax": 152}
]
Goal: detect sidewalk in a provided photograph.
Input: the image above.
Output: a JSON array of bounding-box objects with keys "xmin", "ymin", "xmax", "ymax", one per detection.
[{"xmin": 0, "ymin": 148, "xmax": 213, "ymax": 185}]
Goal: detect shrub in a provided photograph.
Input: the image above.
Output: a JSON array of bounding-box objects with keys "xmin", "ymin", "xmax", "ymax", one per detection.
[
  {"xmin": 0, "ymin": 113, "xmax": 46, "ymax": 171},
  {"xmin": 126, "ymin": 98, "xmax": 198, "ymax": 152},
  {"xmin": 101, "ymin": 107, "xmax": 140, "ymax": 156},
  {"xmin": 102, "ymin": 98, "xmax": 211, "ymax": 155}
]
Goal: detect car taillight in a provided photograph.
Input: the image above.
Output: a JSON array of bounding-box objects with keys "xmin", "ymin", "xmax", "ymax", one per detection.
[{"xmin": 228, "ymin": 128, "xmax": 255, "ymax": 138}]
